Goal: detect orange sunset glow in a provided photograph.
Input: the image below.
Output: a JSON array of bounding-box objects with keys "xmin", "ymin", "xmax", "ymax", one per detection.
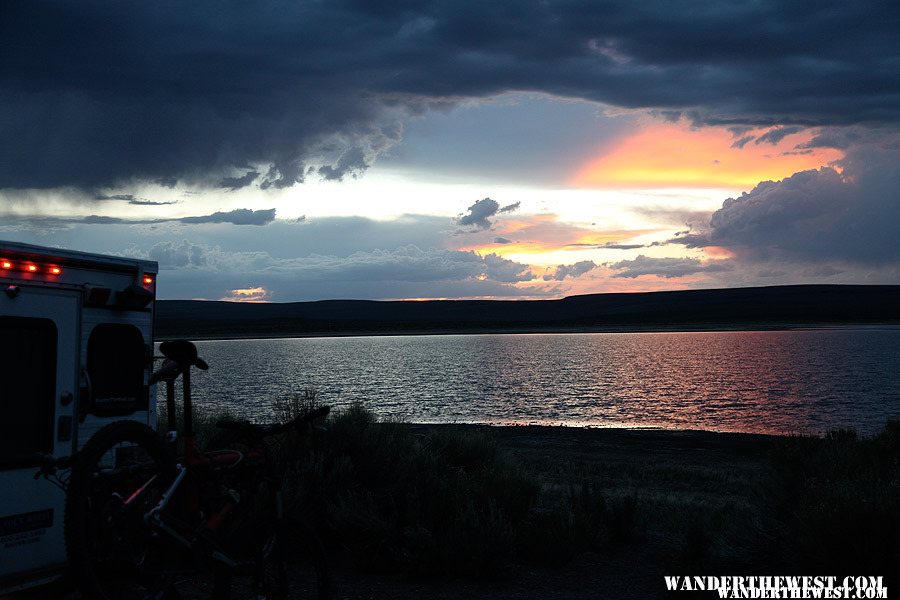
[
  {"xmin": 221, "ymin": 287, "xmax": 270, "ymax": 302},
  {"xmin": 573, "ymin": 122, "xmax": 843, "ymax": 189},
  {"xmin": 458, "ymin": 214, "xmax": 658, "ymax": 259}
]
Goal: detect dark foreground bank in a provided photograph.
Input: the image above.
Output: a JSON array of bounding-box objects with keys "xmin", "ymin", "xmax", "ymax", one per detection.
[
  {"xmin": 327, "ymin": 419, "xmax": 898, "ymax": 600},
  {"xmin": 237, "ymin": 404, "xmax": 899, "ymax": 599},
  {"xmin": 27, "ymin": 413, "xmax": 899, "ymax": 599}
]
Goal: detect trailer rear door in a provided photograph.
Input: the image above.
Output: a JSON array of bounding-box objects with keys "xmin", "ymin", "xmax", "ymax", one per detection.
[{"xmin": 0, "ymin": 286, "xmax": 79, "ymax": 590}]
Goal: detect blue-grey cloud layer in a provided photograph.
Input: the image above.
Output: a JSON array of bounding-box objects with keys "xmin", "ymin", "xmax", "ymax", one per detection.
[
  {"xmin": 2, "ymin": 0, "xmax": 899, "ymax": 190},
  {"xmin": 0, "ymin": 214, "xmax": 549, "ymax": 299}
]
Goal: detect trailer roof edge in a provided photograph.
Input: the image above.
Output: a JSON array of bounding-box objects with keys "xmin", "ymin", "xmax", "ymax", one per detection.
[{"xmin": 0, "ymin": 240, "xmax": 158, "ymax": 273}]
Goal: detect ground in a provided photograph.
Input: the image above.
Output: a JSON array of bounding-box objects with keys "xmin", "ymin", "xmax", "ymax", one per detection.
[{"xmin": 17, "ymin": 425, "xmax": 777, "ymax": 599}]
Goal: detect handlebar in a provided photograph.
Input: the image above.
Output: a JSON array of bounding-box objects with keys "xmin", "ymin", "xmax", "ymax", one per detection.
[
  {"xmin": 33, "ymin": 453, "xmax": 72, "ymax": 480},
  {"xmin": 149, "ymin": 359, "xmax": 183, "ymax": 385},
  {"xmin": 150, "ymin": 340, "xmax": 209, "ymax": 385}
]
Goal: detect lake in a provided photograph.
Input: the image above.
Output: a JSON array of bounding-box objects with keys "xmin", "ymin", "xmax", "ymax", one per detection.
[{"xmin": 171, "ymin": 329, "xmax": 900, "ymax": 435}]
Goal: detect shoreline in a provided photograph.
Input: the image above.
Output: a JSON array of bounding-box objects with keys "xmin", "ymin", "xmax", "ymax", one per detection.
[{"xmin": 406, "ymin": 422, "xmax": 787, "ymax": 456}]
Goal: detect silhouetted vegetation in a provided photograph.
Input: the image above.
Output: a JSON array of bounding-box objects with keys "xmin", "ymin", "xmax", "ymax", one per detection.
[
  {"xmin": 768, "ymin": 420, "xmax": 900, "ymax": 573},
  {"xmin": 176, "ymin": 398, "xmax": 898, "ymax": 583}
]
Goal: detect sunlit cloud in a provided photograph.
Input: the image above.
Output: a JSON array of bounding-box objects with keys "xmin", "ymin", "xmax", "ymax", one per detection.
[
  {"xmin": 221, "ymin": 287, "xmax": 270, "ymax": 303},
  {"xmin": 573, "ymin": 122, "xmax": 843, "ymax": 190}
]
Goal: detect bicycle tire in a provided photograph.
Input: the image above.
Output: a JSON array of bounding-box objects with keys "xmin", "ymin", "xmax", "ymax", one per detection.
[
  {"xmin": 64, "ymin": 420, "xmax": 179, "ymax": 600},
  {"xmin": 248, "ymin": 515, "xmax": 333, "ymax": 600}
]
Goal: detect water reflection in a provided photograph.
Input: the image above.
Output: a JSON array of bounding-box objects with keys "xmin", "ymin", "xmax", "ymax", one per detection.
[{"xmin": 174, "ymin": 329, "xmax": 900, "ymax": 435}]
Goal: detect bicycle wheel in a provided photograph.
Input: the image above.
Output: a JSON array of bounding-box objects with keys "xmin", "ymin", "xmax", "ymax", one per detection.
[
  {"xmin": 238, "ymin": 516, "xmax": 332, "ymax": 600},
  {"xmin": 64, "ymin": 420, "xmax": 180, "ymax": 600}
]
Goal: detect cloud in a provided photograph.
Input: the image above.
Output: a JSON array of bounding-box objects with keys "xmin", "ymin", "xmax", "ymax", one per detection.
[
  {"xmin": 458, "ymin": 198, "xmax": 504, "ymax": 230},
  {"xmin": 126, "ymin": 242, "xmax": 538, "ymax": 300},
  {"xmin": 674, "ymin": 143, "xmax": 900, "ymax": 265},
  {"xmin": 138, "ymin": 242, "xmax": 533, "ymax": 283},
  {"xmin": 178, "ymin": 208, "xmax": 276, "ymax": 226},
  {"xmin": 607, "ymin": 255, "xmax": 732, "ymax": 279},
  {"xmin": 2, "ymin": 208, "xmax": 277, "ymax": 228},
  {"xmin": 218, "ymin": 170, "xmax": 259, "ymax": 191},
  {"xmin": 126, "ymin": 199, "xmax": 180, "ymax": 206},
  {"xmin": 3, "ymin": 1, "xmax": 899, "ymax": 190},
  {"xmin": 754, "ymin": 126, "xmax": 804, "ymax": 145},
  {"xmin": 600, "ymin": 243, "xmax": 645, "ymax": 250},
  {"xmin": 542, "ymin": 260, "xmax": 597, "ymax": 281},
  {"xmin": 494, "ymin": 237, "xmax": 513, "ymax": 244},
  {"xmin": 81, "ymin": 216, "xmax": 124, "ymax": 225},
  {"xmin": 221, "ymin": 287, "xmax": 270, "ymax": 302},
  {"xmin": 316, "ymin": 147, "xmax": 370, "ymax": 182},
  {"xmin": 757, "ymin": 269, "xmax": 787, "ymax": 278},
  {"xmin": 731, "ymin": 135, "xmax": 754, "ymax": 149},
  {"xmin": 801, "ymin": 265, "xmax": 843, "ymax": 277},
  {"xmin": 147, "ymin": 240, "xmax": 208, "ymax": 268},
  {"xmin": 482, "ymin": 253, "xmax": 534, "ymax": 282},
  {"xmin": 95, "ymin": 193, "xmax": 178, "ymax": 206},
  {"xmin": 630, "ymin": 207, "xmax": 714, "ymax": 229}
]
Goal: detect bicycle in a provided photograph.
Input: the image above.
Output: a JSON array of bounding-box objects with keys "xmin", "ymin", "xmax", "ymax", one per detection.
[{"xmin": 50, "ymin": 339, "xmax": 332, "ymax": 599}]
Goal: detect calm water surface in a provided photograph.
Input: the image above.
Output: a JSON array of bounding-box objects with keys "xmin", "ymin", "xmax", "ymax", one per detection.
[{"xmin": 169, "ymin": 329, "xmax": 900, "ymax": 435}]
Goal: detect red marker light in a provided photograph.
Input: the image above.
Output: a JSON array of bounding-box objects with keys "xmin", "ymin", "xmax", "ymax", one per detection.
[
  {"xmin": 26, "ymin": 264, "xmax": 38, "ymax": 272},
  {"xmin": 143, "ymin": 276, "xmax": 154, "ymax": 285},
  {"xmin": 1, "ymin": 260, "xmax": 10, "ymax": 269},
  {"xmin": 50, "ymin": 266, "xmax": 62, "ymax": 275}
]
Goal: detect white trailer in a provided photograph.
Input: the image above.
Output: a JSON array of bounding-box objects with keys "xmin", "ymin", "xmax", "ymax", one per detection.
[{"xmin": 0, "ymin": 240, "xmax": 158, "ymax": 594}]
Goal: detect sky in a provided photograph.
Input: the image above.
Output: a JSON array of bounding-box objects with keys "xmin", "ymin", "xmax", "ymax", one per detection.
[{"xmin": 1, "ymin": 1, "xmax": 899, "ymax": 302}]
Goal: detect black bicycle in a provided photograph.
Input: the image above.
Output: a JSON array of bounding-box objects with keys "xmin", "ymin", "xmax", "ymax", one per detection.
[{"xmin": 54, "ymin": 340, "xmax": 332, "ymax": 599}]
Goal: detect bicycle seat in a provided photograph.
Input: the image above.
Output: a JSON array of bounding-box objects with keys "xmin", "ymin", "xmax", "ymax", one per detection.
[{"xmin": 159, "ymin": 340, "xmax": 209, "ymax": 370}]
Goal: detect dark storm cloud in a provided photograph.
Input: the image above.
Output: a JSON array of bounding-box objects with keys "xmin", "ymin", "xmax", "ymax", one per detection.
[
  {"xmin": 316, "ymin": 147, "xmax": 369, "ymax": 182},
  {"xmin": 218, "ymin": 171, "xmax": 260, "ymax": 191},
  {"xmin": 672, "ymin": 143, "xmax": 900, "ymax": 264},
  {"xmin": 3, "ymin": 0, "xmax": 899, "ymax": 190}
]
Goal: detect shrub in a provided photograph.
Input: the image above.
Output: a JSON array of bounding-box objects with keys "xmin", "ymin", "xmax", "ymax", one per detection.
[
  {"xmin": 305, "ymin": 403, "xmax": 539, "ymax": 577},
  {"xmin": 769, "ymin": 420, "xmax": 900, "ymax": 573}
]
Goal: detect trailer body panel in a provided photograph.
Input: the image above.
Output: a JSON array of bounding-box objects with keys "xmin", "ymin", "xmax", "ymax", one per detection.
[{"xmin": 0, "ymin": 241, "xmax": 158, "ymax": 593}]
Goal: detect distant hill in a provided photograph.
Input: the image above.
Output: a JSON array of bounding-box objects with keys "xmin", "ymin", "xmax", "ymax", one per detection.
[
  {"xmin": 155, "ymin": 285, "xmax": 900, "ymax": 339},
  {"xmin": 156, "ymin": 285, "xmax": 900, "ymax": 338}
]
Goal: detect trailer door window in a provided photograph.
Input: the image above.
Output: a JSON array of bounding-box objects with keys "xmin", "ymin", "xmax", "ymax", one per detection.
[
  {"xmin": 87, "ymin": 324, "xmax": 147, "ymax": 415},
  {"xmin": 0, "ymin": 317, "xmax": 57, "ymax": 467}
]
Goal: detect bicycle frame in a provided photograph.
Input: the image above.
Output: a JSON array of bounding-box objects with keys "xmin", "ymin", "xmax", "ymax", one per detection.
[{"xmin": 146, "ymin": 362, "xmax": 281, "ymax": 573}]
